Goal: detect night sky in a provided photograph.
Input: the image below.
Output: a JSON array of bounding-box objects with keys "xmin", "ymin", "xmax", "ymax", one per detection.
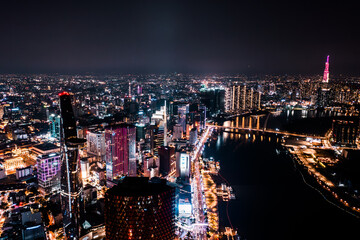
[{"xmin": 0, "ymin": 0, "xmax": 359, "ymax": 74}]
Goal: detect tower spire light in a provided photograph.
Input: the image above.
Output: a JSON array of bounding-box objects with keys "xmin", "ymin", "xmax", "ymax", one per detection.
[{"xmin": 322, "ymin": 55, "xmax": 330, "ymax": 83}]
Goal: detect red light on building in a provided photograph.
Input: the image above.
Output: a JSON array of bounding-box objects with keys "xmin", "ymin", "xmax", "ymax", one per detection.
[{"xmin": 58, "ymin": 91, "xmax": 70, "ymax": 96}]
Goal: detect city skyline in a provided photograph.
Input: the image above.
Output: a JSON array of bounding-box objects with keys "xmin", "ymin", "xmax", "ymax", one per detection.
[
  {"xmin": 1, "ymin": 1, "xmax": 360, "ymax": 240},
  {"xmin": 0, "ymin": 1, "xmax": 359, "ymax": 74}
]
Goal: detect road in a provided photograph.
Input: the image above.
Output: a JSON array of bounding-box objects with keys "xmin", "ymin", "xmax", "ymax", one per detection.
[{"xmin": 191, "ymin": 127, "xmax": 213, "ymax": 239}]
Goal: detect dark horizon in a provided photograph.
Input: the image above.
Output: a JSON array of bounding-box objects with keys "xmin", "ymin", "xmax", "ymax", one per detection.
[{"xmin": 0, "ymin": 0, "xmax": 359, "ymax": 75}]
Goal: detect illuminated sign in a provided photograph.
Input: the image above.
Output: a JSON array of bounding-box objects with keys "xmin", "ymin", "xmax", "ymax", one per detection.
[{"xmin": 180, "ymin": 153, "xmax": 188, "ymax": 172}]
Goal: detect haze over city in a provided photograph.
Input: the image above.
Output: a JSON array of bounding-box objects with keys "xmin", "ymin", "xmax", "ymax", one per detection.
[{"xmin": 0, "ymin": 0, "xmax": 359, "ymax": 74}]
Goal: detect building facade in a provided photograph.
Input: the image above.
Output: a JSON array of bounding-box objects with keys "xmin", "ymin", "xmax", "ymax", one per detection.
[
  {"xmin": 105, "ymin": 124, "xmax": 136, "ymax": 182},
  {"xmin": 59, "ymin": 92, "xmax": 85, "ymax": 239},
  {"xmin": 86, "ymin": 130, "xmax": 106, "ymax": 158},
  {"xmin": 332, "ymin": 119, "xmax": 359, "ymax": 146},
  {"xmin": 225, "ymin": 84, "xmax": 261, "ymax": 113},
  {"xmin": 105, "ymin": 177, "xmax": 175, "ymax": 240}
]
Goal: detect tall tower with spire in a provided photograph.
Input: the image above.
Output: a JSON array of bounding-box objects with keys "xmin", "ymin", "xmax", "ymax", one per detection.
[
  {"xmin": 163, "ymin": 100, "xmax": 167, "ymax": 147},
  {"xmin": 128, "ymin": 81, "xmax": 132, "ymax": 97},
  {"xmin": 58, "ymin": 92, "xmax": 85, "ymax": 239},
  {"xmin": 322, "ymin": 55, "xmax": 330, "ymax": 83}
]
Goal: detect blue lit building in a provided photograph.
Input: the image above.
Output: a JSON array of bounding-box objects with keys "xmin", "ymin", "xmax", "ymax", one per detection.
[{"xmin": 49, "ymin": 113, "xmax": 61, "ymax": 140}]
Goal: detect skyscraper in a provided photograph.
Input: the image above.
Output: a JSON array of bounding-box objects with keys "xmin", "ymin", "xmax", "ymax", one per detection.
[
  {"xmin": 332, "ymin": 119, "xmax": 359, "ymax": 146},
  {"xmin": 158, "ymin": 145, "xmax": 175, "ymax": 176},
  {"xmin": 105, "ymin": 124, "xmax": 136, "ymax": 183},
  {"xmin": 225, "ymin": 84, "xmax": 261, "ymax": 113},
  {"xmin": 59, "ymin": 92, "xmax": 85, "ymax": 239},
  {"xmin": 189, "ymin": 127, "xmax": 198, "ymax": 146},
  {"xmin": 173, "ymin": 124, "xmax": 183, "ymax": 140},
  {"xmin": 323, "ymin": 55, "xmax": 330, "ymax": 83},
  {"xmin": 33, "ymin": 143, "xmax": 61, "ymax": 194},
  {"xmin": 49, "ymin": 114, "xmax": 61, "ymax": 140},
  {"xmin": 105, "ymin": 177, "xmax": 175, "ymax": 240},
  {"xmin": 86, "ymin": 130, "xmax": 106, "ymax": 158}
]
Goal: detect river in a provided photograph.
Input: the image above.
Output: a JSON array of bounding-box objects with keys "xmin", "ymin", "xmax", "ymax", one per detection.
[{"xmin": 204, "ymin": 110, "xmax": 360, "ymax": 240}]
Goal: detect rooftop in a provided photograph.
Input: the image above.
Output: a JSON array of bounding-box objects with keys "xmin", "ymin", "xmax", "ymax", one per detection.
[
  {"xmin": 106, "ymin": 177, "xmax": 173, "ymax": 197},
  {"xmin": 32, "ymin": 143, "xmax": 59, "ymax": 152}
]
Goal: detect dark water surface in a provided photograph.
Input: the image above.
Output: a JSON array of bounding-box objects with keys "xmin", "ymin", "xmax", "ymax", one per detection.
[{"xmin": 204, "ymin": 110, "xmax": 360, "ymax": 240}]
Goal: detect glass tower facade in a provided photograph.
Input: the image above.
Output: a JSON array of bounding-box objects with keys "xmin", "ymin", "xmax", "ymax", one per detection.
[{"xmin": 59, "ymin": 92, "xmax": 85, "ymax": 239}]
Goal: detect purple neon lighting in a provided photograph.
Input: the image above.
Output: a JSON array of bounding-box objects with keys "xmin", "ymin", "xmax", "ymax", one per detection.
[{"xmin": 323, "ymin": 55, "xmax": 330, "ymax": 83}]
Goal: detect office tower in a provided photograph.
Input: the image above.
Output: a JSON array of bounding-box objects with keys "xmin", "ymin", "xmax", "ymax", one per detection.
[
  {"xmin": 189, "ymin": 127, "xmax": 198, "ymax": 146},
  {"xmin": 317, "ymin": 87, "xmax": 331, "ymax": 107},
  {"xmin": 128, "ymin": 126, "xmax": 137, "ymax": 176},
  {"xmin": 332, "ymin": 119, "xmax": 359, "ymax": 146},
  {"xmin": 86, "ymin": 130, "xmax": 106, "ymax": 158},
  {"xmin": 157, "ymin": 124, "xmax": 165, "ymax": 150},
  {"xmin": 105, "ymin": 124, "xmax": 136, "ymax": 182},
  {"xmin": 105, "ymin": 177, "xmax": 175, "ymax": 240},
  {"xmin": 135, "ymin": 123, "xmax": 146, "ymax": 141},
  {"xmin": 198, "ymin": 105, "xmax": 207, "ymax": 129},
  {"xmin": 128, "ymin": 81, "xmax": 132, "ymax": 97},
  {"xmin": 323, "ymin": 55, "xmax": 330, "ymax": 83},
  {"xmin": 158, "ymin": 145, "xmax": 175, "ymax": 176},
  {"xmin": 173, "ymin": 124, "xmax": 183, "ymax": 140},
  {"xmin": 59, "ymin": 92, "xmax": 85, "ymax": 239},
  {"xmin": 199, "ymin": 88, "xmax": 225, "ymax": 115},
  {"xmin": 37, "ymin": 151, "xmax": 61, "ymax": 194},
  {"xmin": 177, "ymin": 103, "xmax": 189, "ymax": 132},
  {"xmin": 176, "ymin": 151, "xmax": 191, "ymax": 179},
  {"xmin": 164, "ymin": 100, "xmax": 167, "ymax": 146},
  {"xmin": 146, "ymin": 124, "xmax": 157, "ymax": 155},
  {"xmin": 49, "ymin": 114, "xmax": 61, "ymax": 140}
]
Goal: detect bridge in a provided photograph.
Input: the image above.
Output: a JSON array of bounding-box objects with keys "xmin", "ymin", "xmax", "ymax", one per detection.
[
  {"xmin": 207, "ymin": 124, "xmax": 326, "ymax": 140},
  {"xmin": 213, "ymin": 110, "xmax": 326, "ymax": 140}
]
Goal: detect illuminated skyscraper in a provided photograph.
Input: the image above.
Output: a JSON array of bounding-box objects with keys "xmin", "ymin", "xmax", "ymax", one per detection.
[
  {"xmin": 59, "ymin": 92, "xmax": 85, "ymax": 239},
  {"xmin": 225, "ymin": 84, "xmax": 261, "ymax": 113},
  {"xmin": 323, "ymin": 55, "xmax": 330, "ymax": 83},
  {"xmin": 49, "ymin": 114, "xmax": 61, "ymax": 140},
  {"xmin": 105, "ymin": 124, "xmax": 136, "ymax": 183},
  {"xmin": 86, "ymin": 130, "xmax": 106, "ymax": 158}
]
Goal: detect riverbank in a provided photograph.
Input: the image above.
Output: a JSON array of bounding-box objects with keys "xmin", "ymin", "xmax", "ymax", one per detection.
[{"xmin": 204, "ymin": 131, "xmax": 360, "ymax": 240}]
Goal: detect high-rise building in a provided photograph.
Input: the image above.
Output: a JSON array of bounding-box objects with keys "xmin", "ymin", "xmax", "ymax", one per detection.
[
  {"xmin": 332, "ymin": 119, "xmax": 359, "ymax": 146},
  {"xmin": 225, "ymin": 84, "xmax": 261, "ymax": 113},
  {"xmin": 189, "ymin": 127, "xmax": 198, "ymax": 146},
  {"xmin": 59, "ymin": 92, "xmax": 85, "ymax": 239},
  {"xmin": 198, "ymin": 105, "xmax": 207, "ymax": 130},
  {"xmin": 323, "ymin": 55, "xmax": 330, "ymax": 83},
  {"xmin": 37, "ymin": 151, "xmax": 61, "ymax": 194},
  {"xmin": 176, "ymin": 151, "xmax": 191, "ymax": 179},
  {"xmin": 49, "ymin": 114, "xmax": 61, "ymax": 140},
  {"xmin": 105, "ymin": 124, "xmax": 136, "ymax": 183},
  {"xmin": 316, "ymin": 87, "xmax": 331, "ymax": 107},
  {"xmin": 173, "ymin": 124, "xmax": 183, "ymax": 140},
  {"xmin": 177, "ymin": 103, "xmax": 189, "ymax": 132},
  {"xmin": 199, "ymin": 88, "xmax": 225, "ymax": 115},
  {"xmin": 86, "ymin": 130, "xmax": 106, "ymax": 158},
  {"xmin": 158, "ymin": 145, "xmax": 175, "ymax": 176},
  {"xmin": 105, "ymin": 177, "xmax": 175, "ymax": 240},
  {"xmin": 135, "ymin": 123, "xmax": 146, "ymax": 141}
]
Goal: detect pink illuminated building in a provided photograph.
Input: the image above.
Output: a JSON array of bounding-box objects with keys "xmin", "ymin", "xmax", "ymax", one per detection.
[
  {"xmin": 105, "ymin": 124, "xmax": 136, "ymax": 184},
  {"xmin": 323, "ymin": 55, "xmax": 330, "ymax": 83}
]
